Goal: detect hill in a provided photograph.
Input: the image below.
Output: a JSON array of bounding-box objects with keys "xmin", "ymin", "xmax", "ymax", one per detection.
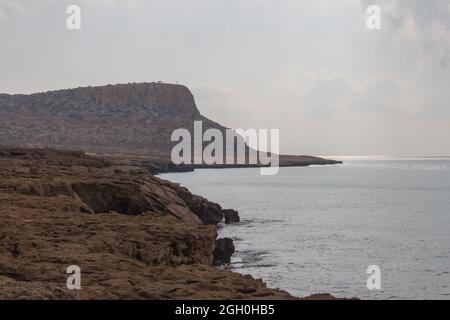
[{"xmin": 0, "ymin": 82, "xmax": 341, "ymax": 168}]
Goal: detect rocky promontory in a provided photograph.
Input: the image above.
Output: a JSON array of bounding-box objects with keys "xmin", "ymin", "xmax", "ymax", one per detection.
[
  {"xmin": 0, "ymin": 83, "xmax": 342, "ymax": 169},
  {"xmin": 0, "ymin": 83, "xmax": 227, "ymax": 155}
]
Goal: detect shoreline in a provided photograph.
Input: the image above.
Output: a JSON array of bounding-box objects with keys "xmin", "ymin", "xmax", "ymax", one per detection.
[
  {"xmin": 112, "ymin": 151, "xmax": 344, "ymax": 299},
  {"xmin": 158, "ymin": 162, "xmax": 347, "ymax": 299},
  {"xmin": 98, "ymin": 152, "xmax": 343, "ymax": 175},
  {"xmin": 0, "ymin": 146, "xmax": 289, "ymax": 299},
  {"xmin": 0, "ymin": 146, "xmax": 348, "ymax": 299}
]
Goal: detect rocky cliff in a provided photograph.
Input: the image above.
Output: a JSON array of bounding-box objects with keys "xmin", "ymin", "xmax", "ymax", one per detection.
[{"xmin": 0, "ymin": 146, "xmax": 301, "ymax": 299}]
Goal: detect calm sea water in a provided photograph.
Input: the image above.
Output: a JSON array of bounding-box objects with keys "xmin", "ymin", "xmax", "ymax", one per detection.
[{"xmin": 161, "ymin": 157, "xmax": 450, "ymax": 300}]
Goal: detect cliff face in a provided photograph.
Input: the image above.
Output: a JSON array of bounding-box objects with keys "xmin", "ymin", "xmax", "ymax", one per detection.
[
  {"xmin": 0, "ymin": 83, "xmax": 224, "ymax": 154},
  {"xmin": 0, "ymin": 147, "xmax": 296, "ymax": 299}
]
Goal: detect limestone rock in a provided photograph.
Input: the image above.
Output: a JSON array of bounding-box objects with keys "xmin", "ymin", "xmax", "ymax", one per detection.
[
  {"xmin": 0, "ymin": 147, "xmax": 300, "ymax": 300},
  {"xmin": 164, "ymin": 204, "xmax": 203, "ymax": 226}
]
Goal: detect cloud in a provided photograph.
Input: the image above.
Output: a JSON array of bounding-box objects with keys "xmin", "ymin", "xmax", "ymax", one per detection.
[
  {"xmin": 281, "ymin": 68, "xmax": 354, "ymax": 117},
  {"xmin": 360, "ymin": 0, "xmax": 450, "ymax": 68},
  {"xmin": 350, "ymin": 76, "xmax": 424, "ymax": 115},
  {"xmin": 1, "ymin": 0, "xmax": 449, "ymax": 155},
  {"xmin": 0, "ymin": 0, "xmax": 25, "ymax": 21},
  {"xmin": 280, "ymin": 67, "xmax": 425, "ymax": 118}
]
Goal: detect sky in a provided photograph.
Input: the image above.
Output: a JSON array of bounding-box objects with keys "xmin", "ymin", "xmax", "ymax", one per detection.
[{"xmin": 1, "ymin": 0, "xmax": 449, "ymax": 156}]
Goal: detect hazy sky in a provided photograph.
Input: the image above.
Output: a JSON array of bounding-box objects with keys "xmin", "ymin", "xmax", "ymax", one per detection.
[{"xmin": 1, "ymin": 0, "xmax": 449, "ymax": 156}]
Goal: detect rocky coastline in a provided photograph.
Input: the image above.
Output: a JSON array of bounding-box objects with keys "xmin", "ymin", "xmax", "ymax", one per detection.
[
  {"xmin": 0, "ymin": 146, "xmax": 346, "ymax": 299},
  {"xmin": 0, "ymin": 84, "xmax": 345, "ymax": 299},
  {"xmin": 0, "ymin": 146, "xmax": 345, "ymax": 300}
]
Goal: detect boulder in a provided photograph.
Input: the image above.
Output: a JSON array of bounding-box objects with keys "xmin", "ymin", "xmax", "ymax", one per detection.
[
  {"xmin": 223, "ymin": 209, "xmax": 240, "ymax": 224},
  {"xmin": 213, "ymin": 238, "xmax": 235, "ymax": 265},
  {"xmin": 194, "ymin": 201, "xmax": 223, "ymax": 225}
]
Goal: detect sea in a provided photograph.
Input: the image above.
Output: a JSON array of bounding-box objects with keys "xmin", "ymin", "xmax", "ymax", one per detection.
[{"xmin": 160, "ymin": 157, "xmax": 450, "ymax": 300}]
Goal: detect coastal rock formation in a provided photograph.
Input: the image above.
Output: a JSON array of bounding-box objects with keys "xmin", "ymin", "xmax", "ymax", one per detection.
[
  {"xmin": 0, "ymin": 147, "xmax": 296, "ymax": 299},
  {"xmin": 223, "ymin": 209, "xmax": 240, "ymax": 224},
  {"xmin": 213, "ymin": 238, "xmax": 236, "ymax": 265},
  {"xmin": 183, "ymin": 198, "xmax": 224, "ymax": 225}
]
